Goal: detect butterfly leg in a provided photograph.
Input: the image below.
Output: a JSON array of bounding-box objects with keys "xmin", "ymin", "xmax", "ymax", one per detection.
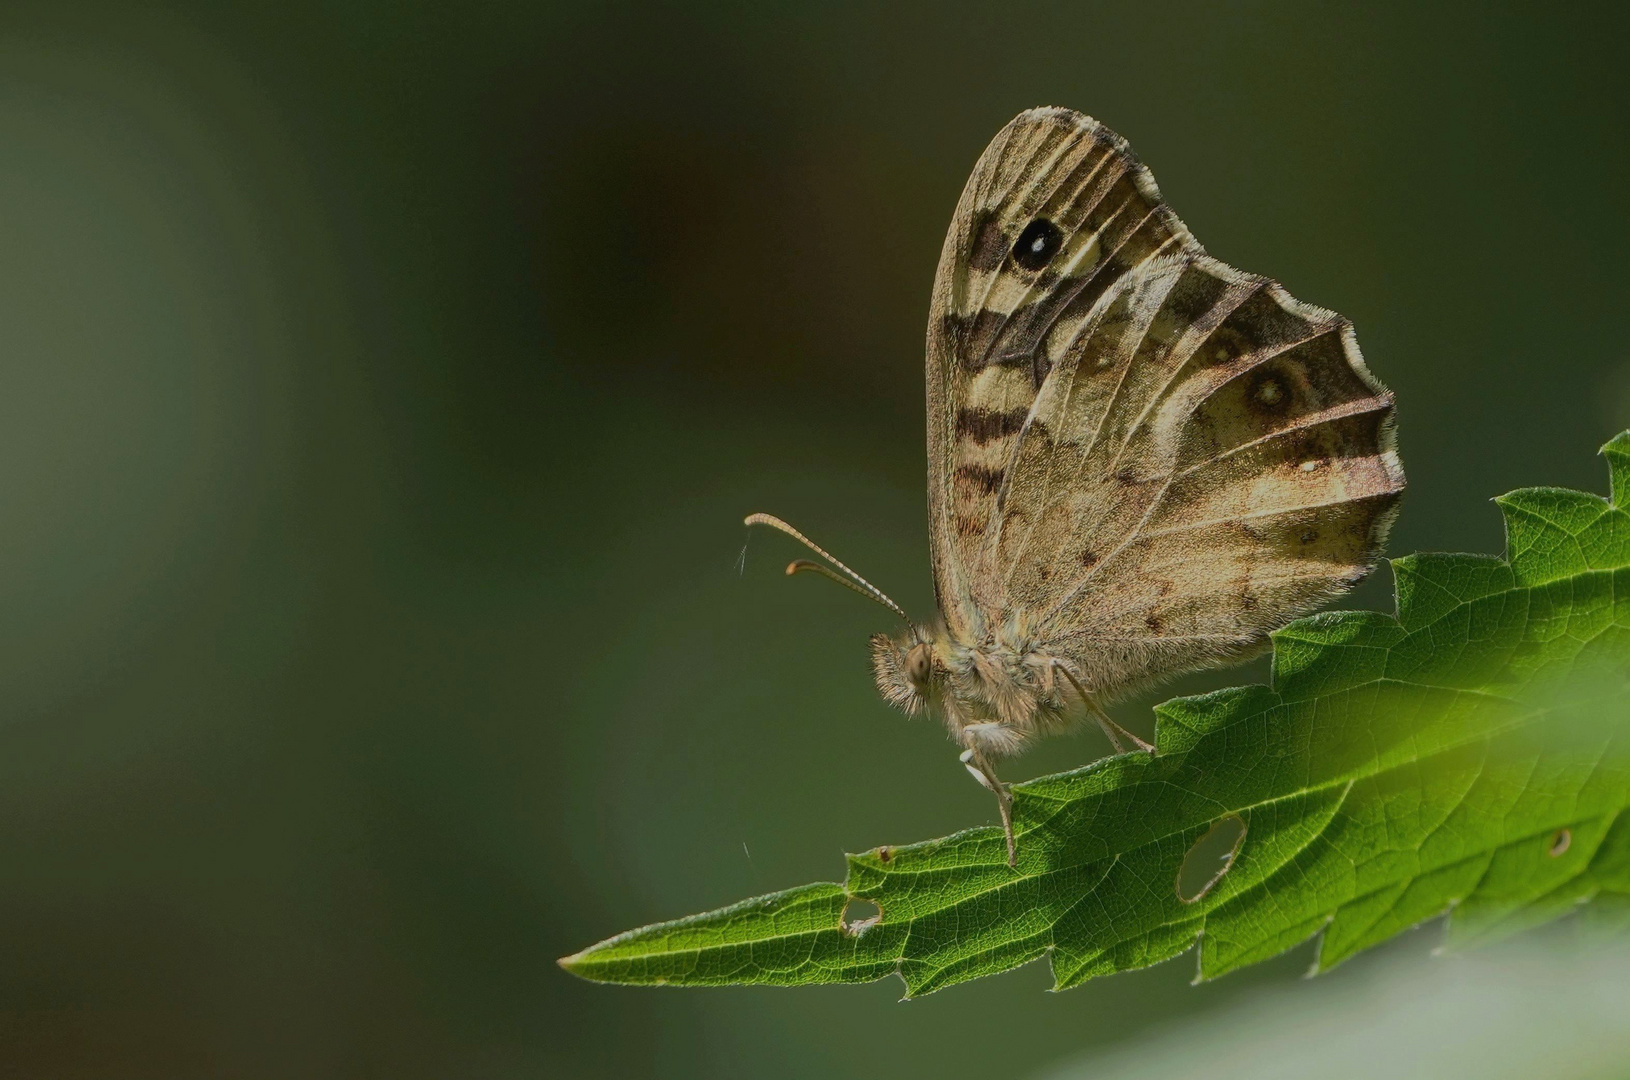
[
  {"xmin": 960, "ymin": 748, "xmax": 1017, "ymax": 866},
  {"xmin": 1054, "ymin": 661, "xmax": 1155, "ymax": 755}
]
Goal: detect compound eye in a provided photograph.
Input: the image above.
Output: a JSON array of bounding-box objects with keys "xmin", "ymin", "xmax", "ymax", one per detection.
[
  {"xmin": 1011, "ymin": 218, "xmax": 1063, "ymax": 271},
  {"xmin": 905, "ymin": 644, "xmax": 932, "ymax": 686}
]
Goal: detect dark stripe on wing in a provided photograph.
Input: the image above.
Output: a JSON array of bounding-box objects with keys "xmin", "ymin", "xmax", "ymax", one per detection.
[
  {"xmin": 953, "ymin": 463, "xmax": 1005, "ymax": 495},
  {"xmin": 955, "ymin": 406, "xmax": 1030, "ymax": 445}
]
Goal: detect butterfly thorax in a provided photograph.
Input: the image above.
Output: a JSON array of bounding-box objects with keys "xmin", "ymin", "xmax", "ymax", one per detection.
[{"xmin": 870, "ymin": 621, "xmax": 1073, "ymax": 760}]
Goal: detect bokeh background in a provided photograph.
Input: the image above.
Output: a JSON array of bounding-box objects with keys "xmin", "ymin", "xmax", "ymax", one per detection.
[{"xmin": 1, "ymin": 1, "xmax": 1627, "ymax": 1076}]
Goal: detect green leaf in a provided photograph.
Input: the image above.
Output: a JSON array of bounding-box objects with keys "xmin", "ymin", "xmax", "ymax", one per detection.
[{"xmin": 561, "ymin": 433, "xmax": 1630, "ymax": 995}]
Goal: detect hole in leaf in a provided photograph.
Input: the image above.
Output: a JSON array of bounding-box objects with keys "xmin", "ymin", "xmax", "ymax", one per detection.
[
  {"xmin": 1549, "ymin": 828, "xmax": 1572, "ymax": 857},
  {"xmin": 840, "ymin": 897, "xmax": 882, "ymax": 936},
  {"xmin": 1177, "ymin": 814, "xmax": 1246, "ymax": 903}
]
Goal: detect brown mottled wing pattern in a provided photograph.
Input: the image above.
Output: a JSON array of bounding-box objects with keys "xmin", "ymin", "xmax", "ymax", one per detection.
[{"xmin": 926, "ymin": 108, "xmax": 1403, "ymax": 699}]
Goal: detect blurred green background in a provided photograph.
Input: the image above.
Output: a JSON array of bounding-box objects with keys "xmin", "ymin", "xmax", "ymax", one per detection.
[{"xmin": 1, "ymin": 1, "xmax": 1627, "ymax": 1076}]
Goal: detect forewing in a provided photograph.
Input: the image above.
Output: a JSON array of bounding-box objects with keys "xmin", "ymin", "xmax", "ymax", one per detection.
[
  {"xmin": 926, "ymin": 108, "xmax": 1403, "ymax": 695},
  {"xmin": 926, "ymin": 108, "xmax": 1192, "ymax": 638}
]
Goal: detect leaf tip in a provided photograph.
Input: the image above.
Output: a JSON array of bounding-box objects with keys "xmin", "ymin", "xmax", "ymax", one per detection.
[
  {"xmin": 556, "ymin": 943, "xmax": 598, "ymax": 979},
  {"xmin": 1601, "ymin": 429, "xmax": 1630, "ymax": 507}
]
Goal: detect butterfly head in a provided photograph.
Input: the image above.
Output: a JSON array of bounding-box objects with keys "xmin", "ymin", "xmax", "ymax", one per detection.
[{"xmin": 870, "ymin": 628, "xmax": 941, "ymax": 716}]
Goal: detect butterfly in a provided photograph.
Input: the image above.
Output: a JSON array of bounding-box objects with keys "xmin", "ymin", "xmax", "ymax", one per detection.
[{"xmin": 748, "ymin": 107, "xmax": 1403, "ymax": 866}]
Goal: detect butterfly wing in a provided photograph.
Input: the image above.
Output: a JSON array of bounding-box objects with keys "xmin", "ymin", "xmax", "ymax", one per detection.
[
  {"xmin": 926, "ymin": 107, "xmax": 1194, "ymax": 637},
  {"xmin": 926, "ymin": 108, "xmax": 1403, "ymax": 698}
]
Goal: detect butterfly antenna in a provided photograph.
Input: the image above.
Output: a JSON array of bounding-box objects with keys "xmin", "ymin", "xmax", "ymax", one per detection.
[{"xmin": 742, "ymin": 512, "xmax": 909, "ymax": 623}]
